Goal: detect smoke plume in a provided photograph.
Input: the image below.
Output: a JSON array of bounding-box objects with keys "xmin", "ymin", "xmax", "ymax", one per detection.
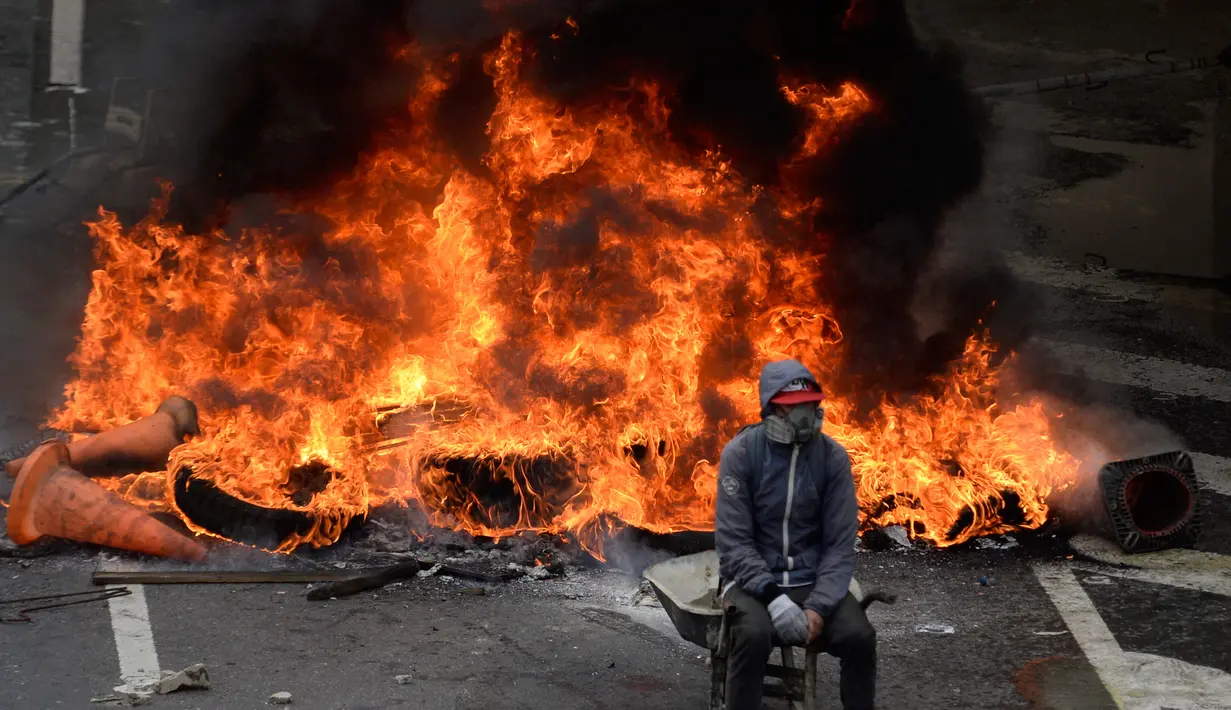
[{"xmin": 124, "ymin": 0, "xmax": 1000, "ymax": 411}]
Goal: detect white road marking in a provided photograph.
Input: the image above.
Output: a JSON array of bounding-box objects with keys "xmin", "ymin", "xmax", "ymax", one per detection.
[
  {"xmin": 1004, "ymin": 251, "xmax": 1231, "ymax": 314},
  {"xmin": 1004, "ymin": 252, "xmax": 1156, "ymax": 302},
  {"xmin": 49, "ymin": 0, "xmax": 85, "ymax": 86},
  {"xmin": 1038, "ymin": 339, "xmax": 1231, "ymax": 403},
  {"xmin": 1117, "ymin": 653, "xmax": 1231, "ymax": 710},
  {"xmin": 107, "ymin": 585, "xmax": 161, "ymax": 694},
  {"xmin": 1071, "ymin": 561, "xmax": 1231, "ymax": 599},
  {"xmin": 1190, "ymin": 453, "xmax": 1231, "ymax": 496},
  {"xmin": 1033, "ymin": 563, "xmax": 1231, "ymax": 710},
  {"xmin": 1032, "ymin": 563, "xmax": 1137, "ymax": 709}
]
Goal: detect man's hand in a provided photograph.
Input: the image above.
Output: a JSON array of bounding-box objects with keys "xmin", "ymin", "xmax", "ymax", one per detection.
[
  {"xmin": 805, "ymin": 609, "xmax": 824, "ymax": 643},
  {"xmin": 767, "ymin": 595, "xmax": 809, "ymax": 646}
]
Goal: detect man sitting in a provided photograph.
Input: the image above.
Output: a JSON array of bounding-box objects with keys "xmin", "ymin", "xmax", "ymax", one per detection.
[{"xmin": 715, "ymin": 359, "xmax": 876, "ymax": 710}]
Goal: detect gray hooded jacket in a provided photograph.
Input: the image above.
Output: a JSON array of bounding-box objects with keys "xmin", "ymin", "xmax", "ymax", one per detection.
[{"xmin": 714, "ymin": 359, "xmax": 858, "ymax": 616}]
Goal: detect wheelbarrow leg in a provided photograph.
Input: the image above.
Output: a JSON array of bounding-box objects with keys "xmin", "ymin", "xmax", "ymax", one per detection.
[
  {"xmin": 803, "ymin": 647, "xmax": 818, "ymax": 710},
  {"xmin": 710, "ymin": 609, "xmax": 730, "ymax": 710},
  {"xmin": 781, "ymin": 647, "xmax": 804, "ymax": 710}
]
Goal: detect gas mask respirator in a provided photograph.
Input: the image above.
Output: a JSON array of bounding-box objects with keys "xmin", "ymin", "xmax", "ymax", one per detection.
[{"xmin": 764, "ymin": 404, "xmax": 823, "ymax": 445}]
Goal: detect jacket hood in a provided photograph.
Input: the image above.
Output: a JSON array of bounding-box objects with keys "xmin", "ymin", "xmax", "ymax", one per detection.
[{"xmin": 757, "ymin": 359, "xmax": 821, "ymax": 418}]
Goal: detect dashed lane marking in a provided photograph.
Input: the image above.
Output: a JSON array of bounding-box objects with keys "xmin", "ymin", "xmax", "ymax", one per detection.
[
  {"xmin": 107, "ymin": 584, "xmax": 160, "ymax": 694},
  {"xmin": 1038, "ymin": 339, "xmax": 1231, "ymax": 403},
  {"xmin": 1004, "ymin": 251, "xmax": 1231, "ymax": 315}
]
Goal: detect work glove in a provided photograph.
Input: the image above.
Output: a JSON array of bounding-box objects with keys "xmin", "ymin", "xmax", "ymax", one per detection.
[{"xmin": 767, "ymin": 595, "xmax": 810, "ymax": 646}]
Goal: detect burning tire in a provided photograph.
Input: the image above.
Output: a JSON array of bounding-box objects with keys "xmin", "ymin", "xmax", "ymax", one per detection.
[{"xmin": 173, "ymin": 466, "xmax": 320, "ymax": 550}]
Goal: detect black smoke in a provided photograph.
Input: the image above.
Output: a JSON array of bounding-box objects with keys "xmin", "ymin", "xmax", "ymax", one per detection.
[
  {"xmin": 136, "ymin": 0, "xmax": 419, "ymax": 230},
  {"xmin": 130, "ymin": 0, "xmax": 1005, "ymax": 410},
  {"xmin": 515, "ymin": 0, "xmax": 994, "ymax": 406}
]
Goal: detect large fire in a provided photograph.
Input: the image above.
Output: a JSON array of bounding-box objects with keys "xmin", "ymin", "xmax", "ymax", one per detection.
[{"xmin": 51, "ymin": 32, "xmax": 1079, "ymax": 554}]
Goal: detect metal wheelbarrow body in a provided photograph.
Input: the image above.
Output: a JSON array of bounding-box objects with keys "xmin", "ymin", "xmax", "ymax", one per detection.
[
  {"xmin": 642, "ymin": 549, "xmax": 868, "ymax": 651},
  {"xmin": 641, "ymin": 549, "xmax": 725, "ymax": 649},
  {"xmin": 643, "ymin": 550, "xmax": 872, "ymax": 709}
]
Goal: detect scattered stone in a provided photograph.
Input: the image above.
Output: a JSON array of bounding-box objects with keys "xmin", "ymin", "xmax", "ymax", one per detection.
[
  {"xmin": 883, "ymin": 526, "xmax": 911, "ymax": 548},
  {"xmin": 395, "ymin": 675, "xmax": 413, "ymax": 685},
  {"xmin": 526, "ymin": 565, "xmax": 553, "ymax": 580},
  {"xmin": 156, "ymin": 663, "xmax": 210, "ymax": 694},
  {"xmin": 629, "ymin": 579, "xmax": 662, "ymax": 607},
  {"xmin": 268, "ymin": 691, "xmax": 293, "ymax": 704},
  {"xmin": 915, "ymin": 623, "xmax": 955, "ymax": 635},
  {"xmin": 974, "ymin": 535, "xmax": 1019, "ymax": 551},
  {"xmin": 417, "ymin": 562, "xmax": 443, "ymax": 578},
  {"xmin": 859, "ymin": 526, "xmax": 911, "ymax": 552}
]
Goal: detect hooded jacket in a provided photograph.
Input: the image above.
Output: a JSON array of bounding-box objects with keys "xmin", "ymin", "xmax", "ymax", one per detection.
[{"xmin": 714, "ymin": 359, "xmax": 858, "ymax": 617}]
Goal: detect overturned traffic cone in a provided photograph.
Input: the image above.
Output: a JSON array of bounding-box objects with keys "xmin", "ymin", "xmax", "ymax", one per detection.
[
  {"xmin": 6, "ymin": 441, "xmax": 207, "ymax": 561},
  {"xmin": 6, "ymin": 396, "xmax": 199, "ymax": 478}
]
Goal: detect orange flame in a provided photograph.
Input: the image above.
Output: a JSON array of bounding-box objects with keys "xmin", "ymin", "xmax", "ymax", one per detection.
[{"xmin": 52, "ymin": 34, "xmax": 1079, "ymax": 555}]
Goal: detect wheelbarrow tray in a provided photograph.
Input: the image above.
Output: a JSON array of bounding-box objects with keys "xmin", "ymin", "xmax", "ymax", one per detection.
[
  {"xmin": 643, "ymin": 550, "xmax": 869, "ymax": 651},
  {"xmin": 641, "ymin": 550, "xmax": 724, "ymax": 650}
]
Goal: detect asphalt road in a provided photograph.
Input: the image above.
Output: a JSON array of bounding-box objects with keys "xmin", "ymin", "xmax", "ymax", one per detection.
[
  {"xmin": 2, "ymin": 2, "xmax": 1230, "ymax": 708},
  {"xmin": 2, "ymin": 244, "xmax": 1228, "ymax": 709}
]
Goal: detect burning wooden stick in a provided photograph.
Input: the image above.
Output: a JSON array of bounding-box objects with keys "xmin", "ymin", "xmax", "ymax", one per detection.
[
  {"xmin": 5, "ymin": 396, "xmax": 200, "ymax": 478},
  {"xmin": 305, "ymin": 559, "xmax": 522, "ymax": 600}
]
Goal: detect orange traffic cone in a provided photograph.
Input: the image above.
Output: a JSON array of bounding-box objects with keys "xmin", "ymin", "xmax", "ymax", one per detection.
[
  {"xmin": 6, "ymin": 441, "xmax": 207, "ymax": 561},
  {"xmin": 6, "ymin": 396, "xmax": 199, "ymax": 478}
]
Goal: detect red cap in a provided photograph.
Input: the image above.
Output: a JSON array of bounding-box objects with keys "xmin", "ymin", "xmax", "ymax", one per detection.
[{"xmin": 770, "ymin": 378, "xmax": 825, "ymax": 406}]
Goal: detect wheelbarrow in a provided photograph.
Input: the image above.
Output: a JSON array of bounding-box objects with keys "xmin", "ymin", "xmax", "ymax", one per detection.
[
  {"xmin": 643, "ymin": 550, "xmax": 883, "ymax": 709},
  {"xmin": 641, "ymin": 549, "xmax": 726, "ymax": 649}
]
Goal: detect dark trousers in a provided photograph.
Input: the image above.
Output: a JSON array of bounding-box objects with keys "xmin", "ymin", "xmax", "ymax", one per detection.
[{"xmin": 724, "ymin": 585, "xmax": 876, "ymax": 710}]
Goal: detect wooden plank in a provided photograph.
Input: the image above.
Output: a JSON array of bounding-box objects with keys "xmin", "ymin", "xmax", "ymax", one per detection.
[
  {"xmin": 92, "ymin": 554, "xmax": 364, "ymax": 585},
  {"xmin": 92, "ymin": 568, "xmax": 361, "ymax": 585}
]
